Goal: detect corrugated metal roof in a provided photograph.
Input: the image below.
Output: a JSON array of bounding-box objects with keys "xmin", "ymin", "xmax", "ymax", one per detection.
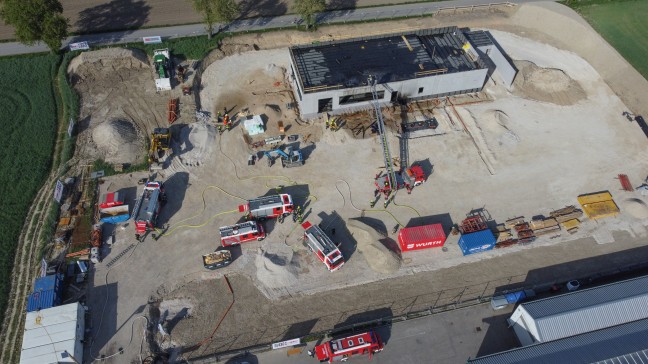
[
  {"xmin": 26, "ymin": 289, "xmax": 59, "ymax": 312},
  {"xmin": 20, "ymin": 303, "xmax": 83, "ymax": 364},
  {"xmin": 520, "ymin": 275, "xmax": 648, "ymax": 342},
  {"xmin": 464, "ymin": 30, "xmax": 494, "ymax": 48},
  {"xmin": 468, "ymin": 318, "xmax": 648, "ymax": 364}
]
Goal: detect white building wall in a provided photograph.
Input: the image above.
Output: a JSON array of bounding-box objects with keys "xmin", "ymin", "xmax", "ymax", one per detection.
[{"xmin": 293, "ymin": 67, "xmax": 488, "ymax": 119}]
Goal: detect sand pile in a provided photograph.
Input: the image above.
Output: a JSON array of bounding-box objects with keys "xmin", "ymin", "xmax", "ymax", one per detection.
[
  {"xmin": 621, "ymin": 198, "xmax": 648, "ymax": 219},
  {"xmin": 68, "ymin": 48, "xmax": 149, "ymax": 83},
  {"xmin": 513, "ymin": 60, "xmax": 586, "ymax": 105},
  {"xmin": 347, "ymin": 219, "xmax": 400, "ymax": 274},
  {"xmin": 92, "ymin": 118, "xmax": 143, "ymax": 163},
  {"xmin": 178, "ymin": 121, "xmax": 216, "ymax": 166},
  {"xmin": 255, "ymin": 242, "xmax": 299, "ymax": 289}
]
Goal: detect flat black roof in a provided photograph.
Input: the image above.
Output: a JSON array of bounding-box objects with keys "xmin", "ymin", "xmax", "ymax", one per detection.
[
  {"xmin": 290, "ymin": 26, "xmax": 483, "ymax": 93},
  {"xmin": 463, "ymin": 30, "xmax": 494, "ymax": 48}
]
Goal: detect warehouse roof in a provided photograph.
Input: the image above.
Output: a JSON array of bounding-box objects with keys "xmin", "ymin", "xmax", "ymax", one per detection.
[
  {"xmin": 467, "ymin": 318, "xmax": 648, "ymax": 364},
  {"xmin": 289, "ymin": 26, "xmax": 482, "ymax": 93},
  {"xmin": 517, "ymin": 275, "xmax": 648, "ymax": 342}
]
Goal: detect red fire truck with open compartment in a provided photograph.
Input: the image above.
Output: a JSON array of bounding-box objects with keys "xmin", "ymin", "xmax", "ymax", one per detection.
[
  {"xmin": 315, "ymin": 330, "xmax": 384, "ymax": 362},
  {"xmin": 219, "ymin": 221, "xmax": 265, "ymax": 246},
  {"xmin": 301, "ymin": 221, "xmax": 345, "ymax": 272}
]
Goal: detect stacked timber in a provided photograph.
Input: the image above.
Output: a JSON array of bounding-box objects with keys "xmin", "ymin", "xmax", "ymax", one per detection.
[
  {"xmin": 505, "ymin": 217, "xmax": 525, "ymax": 229},
  {"xmin": 561, "ymin": 219, "xmax": 581, "ymax": 234},
  {"xmin": 530, "ymin": 217, "xmax": 561, "ymax": 236},
  {"xmin": 550, "ymin": 205, "xmax": 584, "ymax": 223}
]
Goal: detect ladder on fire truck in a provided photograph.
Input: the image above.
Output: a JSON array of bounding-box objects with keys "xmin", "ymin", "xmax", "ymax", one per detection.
[{"xmin": 369, "ymin": 75, "xmax": 397, "ymax": 192}]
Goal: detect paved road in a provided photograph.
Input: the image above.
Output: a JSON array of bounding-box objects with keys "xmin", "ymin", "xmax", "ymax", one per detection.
[
  {"xmin": 215, "ymin": 303, "xmax": 518, "ymax": 364},
  {"xmin": 0, "ymin": 0, "xmax": 538, "ymax": 57}
]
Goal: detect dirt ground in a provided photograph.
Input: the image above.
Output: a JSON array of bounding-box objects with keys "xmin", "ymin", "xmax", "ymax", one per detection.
[
  {"xmin": 71, "ymin": 3, "xmax": 648, "ymax": 363},
  {"xmin": 0, "ymin": 0, "xmax": 432, "ymax": 40}
]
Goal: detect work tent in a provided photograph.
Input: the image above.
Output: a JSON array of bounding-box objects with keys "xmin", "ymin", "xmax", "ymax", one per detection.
[
  {"xmin": 242, "ymin": 115, "xmax": 265, "ymax": 136},
  {"xmin": 20, "ymin": 303, "xmax": 84, "ymax": 364}
]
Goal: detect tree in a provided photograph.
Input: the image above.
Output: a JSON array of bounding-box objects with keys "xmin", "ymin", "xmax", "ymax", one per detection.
[
  {"xmin": 191, "ymin": 0, "xmax": 240, "ymax": 39},
  {"xmin": 294, "ymin": 0, "xmax": 325, "ymax": 29},
  {"xmin": 0, "ymin": 0, "xmax": 68, "ymax": 52}
]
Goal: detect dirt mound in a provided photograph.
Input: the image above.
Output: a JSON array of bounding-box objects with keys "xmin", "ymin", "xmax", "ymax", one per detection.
[
  {"xmin": 621, "ymin": 198, "xmax": 648, "ymax": 219},
  {"xmin": 255, "ymin": 242, "xmax": 299, "ymax": 289},
  {"xmin": 513, "ymin": 60, "xmax": 586, "ymax": 105},
  {"xmin": 347, "ymin": 219, "xmax": 400, "ymax": 274},
  {"xmin": 178, "ymin": 122, "xmax": 216, "ymax": 166},
  {"xmin": 68, "ymin": 48, "xmax": 149, "ymax": 85},
  {"xmin": 91, "ymin": 118, "xmax": 143, "ymax": 163}
]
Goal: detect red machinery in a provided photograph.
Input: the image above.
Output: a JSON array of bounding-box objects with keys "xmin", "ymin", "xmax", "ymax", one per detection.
[
  {"xmin": 219, "ymin": 221, "xmax": 265, "ymax": 247},
  {"xmin": 239, "ymin": 194, "xmax": 294, "ymax": 220},
  {"xmin": 315, "ymin": 330, "xmax": 384, "ymax": 363},
  {"xmin": 132, "ymin": 181, "xmax": 166, "ymax": 240},
  {"xmin": 374, "ymin": 164, "xmax": 426, "ymax": 200},
  {"xmin": 301, "ymin": 221, "xmax": 345, "ymax": 272}
]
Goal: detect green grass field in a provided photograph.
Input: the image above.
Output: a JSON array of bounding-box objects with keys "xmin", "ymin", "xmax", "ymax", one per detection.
[
  {"xmin": 0, "ymin": 54, "xmax": 60, "ymax": 322},
  {"xmin": 572, "ymin": 0, "xmax": 648, "ymax": 80}
]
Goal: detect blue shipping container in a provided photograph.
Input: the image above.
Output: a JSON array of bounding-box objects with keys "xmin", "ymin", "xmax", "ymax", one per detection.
[
  {"xmin": 458, "ymin": 229, "xmax": 496, "ymax": 256},
  {"xmin": 27, "ymin": 274, "xmax": 63, "ymax": 312}
]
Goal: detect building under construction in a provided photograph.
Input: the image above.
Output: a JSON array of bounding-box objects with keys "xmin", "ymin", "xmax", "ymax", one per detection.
[{"xmin": 288, "ymin": 26, "xmax": 516, "ymax": 119}]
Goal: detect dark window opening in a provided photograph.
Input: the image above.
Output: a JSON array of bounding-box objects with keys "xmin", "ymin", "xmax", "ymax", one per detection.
[
  {"xmin": 390, "ymin": 91, "xmax": 398, "ymax": 103},
  {"xmin": 418, "ymin": 87, "xmax": 424, "ymax": 94},
  {"xmin": 318, "ymin": 98, "xmax": 333, "ymax": 113},
  {"xmin": 339, "ymin": 91, "xmax": 384, "ymax": 105}
]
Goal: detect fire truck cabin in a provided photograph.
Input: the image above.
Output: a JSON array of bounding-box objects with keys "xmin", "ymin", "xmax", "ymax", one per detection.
[
  {"xmin": 219, "ymin": 221, "xmax": 265, "ymax": 246},
  {"xmin": 315, "ymin": 330, "xmax": 384, "ymax": 363},
  {"xmin": 239, "ymin": 194, "xmax": 294, "ymax": 219},
  {"xmin": 302, "ymin": 221, "xmax": 345, "ymax": 272}
]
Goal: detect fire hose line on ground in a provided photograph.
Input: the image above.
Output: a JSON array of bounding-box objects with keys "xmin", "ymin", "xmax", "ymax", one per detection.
[
  {"xmin": 187, "ymin": 275, "xmax": 235, "ymax": 355},
  {"xmin": 91, "ymin": 240, "xmax": 147, "ymax": 362},
  {"xmin": 334, "ymin": 179, "xmax": 420, "ymax": 228}
]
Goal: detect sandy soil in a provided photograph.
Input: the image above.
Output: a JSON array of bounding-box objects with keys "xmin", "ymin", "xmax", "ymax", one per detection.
[{"xmin": 71, "ymin": 4, "xmax": 648, "ymax": 362}]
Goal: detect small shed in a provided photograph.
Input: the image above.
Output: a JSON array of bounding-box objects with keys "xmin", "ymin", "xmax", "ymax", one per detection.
[{"xmin": 20, "ymin": 302, "xmax": 84, "ymax": 364}]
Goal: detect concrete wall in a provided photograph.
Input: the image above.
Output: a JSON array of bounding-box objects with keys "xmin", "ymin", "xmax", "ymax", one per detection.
[
  {"xmin": 292, "ymin": 65, "xmax": 488, "ymax": 119},
  {"xmin": 478, "ymin": 33, "xmax": 517, "ymax": 89}
]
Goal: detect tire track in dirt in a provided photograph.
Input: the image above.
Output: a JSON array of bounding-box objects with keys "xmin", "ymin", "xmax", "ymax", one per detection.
[{"xmin": 0, "ymin": 170, "xmax": 59, "ymax": 363}]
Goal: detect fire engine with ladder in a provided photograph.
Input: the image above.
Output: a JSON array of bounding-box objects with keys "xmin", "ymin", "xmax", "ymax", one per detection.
[
  {"xmin": 219, "ymin": 220, "xmax": 265, "ymax": 246},
  {"xmin": 368, "ymin": 75, "xmax": 427, "ymax": 205},
  {"xmin": 301, "ymin": 221, "xmax": 345, "ymax": 272},
  {"xmin": 132, "ymin": 181, "xmax": 166, "ymax": 240},
  {"xmin": 239, "ymin": 194, "xmax": 294, "ymax": 220},
  {"xmin": 315, "ymin": 330, "xmax": 384, "ymax": 363}
]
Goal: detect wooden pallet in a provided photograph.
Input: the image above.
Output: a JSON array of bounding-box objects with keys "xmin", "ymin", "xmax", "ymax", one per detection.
[{"xmin": 168, "ymin": 98, "xmax": 178, "ymax": 124}]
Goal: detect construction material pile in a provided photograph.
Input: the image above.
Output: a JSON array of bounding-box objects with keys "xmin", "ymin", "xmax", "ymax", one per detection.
[
  {"xmin": 178, "ymin": 121, "xmax": 216, "ymax": 166},
  {"xmin": 512, "ymin": 60, "xmax": 586, "ymax": 106},
  {"xmin": 254, "ymin": 242, "xmax": 299, "ymax": 289},
  {"xmin": 346, "ymin": 219, "xmax": 400, "ymax": 274},
  {"xmin": 91, "ymin": 118, "xmax": 143, "ymax": 163}
]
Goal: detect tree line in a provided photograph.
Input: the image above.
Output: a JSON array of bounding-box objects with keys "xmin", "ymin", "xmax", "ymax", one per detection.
[{"xmin": 0, "ymin": 0, "xmax": 327, "ymax": 52}]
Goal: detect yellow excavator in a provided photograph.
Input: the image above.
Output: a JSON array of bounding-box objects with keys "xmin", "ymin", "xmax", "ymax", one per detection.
[{"xmin": 148, "ymin": 128, "xmax": 171, "ymax": 170}]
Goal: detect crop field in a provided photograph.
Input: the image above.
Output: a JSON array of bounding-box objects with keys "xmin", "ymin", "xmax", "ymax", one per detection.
[
  {"xmin": 0, "ymin": 54, "xmax": 60, "ymax": 323},
  {"xmin": 573, "ymin": 0, "xmax": 648, "ymax": 80}
]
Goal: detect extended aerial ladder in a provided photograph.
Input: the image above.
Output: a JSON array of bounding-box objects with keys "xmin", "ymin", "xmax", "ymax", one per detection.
[{"xmin": 369, "ymin": 75, "xmax": 398, "ymax": 204}]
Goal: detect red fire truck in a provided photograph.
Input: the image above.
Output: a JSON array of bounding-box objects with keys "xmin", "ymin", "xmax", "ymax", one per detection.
[
  {"xmin": 132, "ymin": 181, "xmax": 166, "ymax": 240},
  {"xmin": 315, "ymin": 330, "xmax": 384, "ymax": 363},
  {"xmin": 301, "ymin": 221, "xmax": 344, "ymax": 272},
  {"xmin": 219, "ymin": 221, "xmax": 265, "ymax": 246},
  {"xmin": 239, "ymin": 194, "xmax": 294, "ymax": 219},
  {"xmin": 374, "ymin": 164, "xmax": 426, "ymax": 199}
]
